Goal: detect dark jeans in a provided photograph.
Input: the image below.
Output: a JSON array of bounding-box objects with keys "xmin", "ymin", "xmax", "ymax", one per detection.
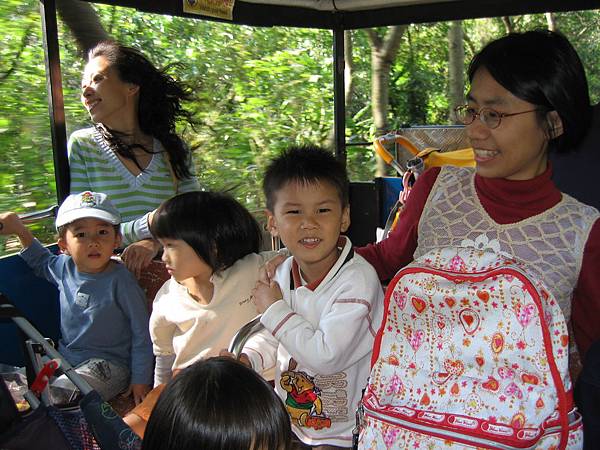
[{"xmin": 575, "ymin": 340, "xmax": 600, "ymax": 450}]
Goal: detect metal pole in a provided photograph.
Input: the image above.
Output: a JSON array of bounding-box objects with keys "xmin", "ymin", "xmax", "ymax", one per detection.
[
  {"xmin": 332, "ymin": 27, "xmax": 346, "ymax": 165},
  {"xmin": 13, "ymin": 316, "xmax": 93, "ymax": 395},
  {"xmin": 40, "ymin": 0, "xmax": 70, "ymax": 204}
]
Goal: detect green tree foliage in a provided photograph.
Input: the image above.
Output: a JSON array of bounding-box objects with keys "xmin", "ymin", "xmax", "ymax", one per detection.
[
  {"xmin": 1, "ymin": 3, "xmax": 600, "ymax": 256},
  {"xmin": 389, "ymin": 23, "xmax": 451, "ymax": 127},
  {"xmin": 88, "ymin": 7, "xmax": 338, "ymax": 211},
  {"xmin": 0, "ymin": 0, "xmax": 58, "ymax": 252}
]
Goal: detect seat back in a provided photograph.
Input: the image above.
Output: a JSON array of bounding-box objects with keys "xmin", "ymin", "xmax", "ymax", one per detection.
[
  {"xmin": 551, "ymin": 103, "xmax": 600, "ymax": 211},
  {"xmin": 0, "ymin": 248, "xmax": 60, "ymax": 367}
]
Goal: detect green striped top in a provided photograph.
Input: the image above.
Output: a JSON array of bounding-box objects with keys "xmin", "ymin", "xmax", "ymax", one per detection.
[{"xmin": 68, "ymin": 127, "xmax": 201, "ymax": 244}]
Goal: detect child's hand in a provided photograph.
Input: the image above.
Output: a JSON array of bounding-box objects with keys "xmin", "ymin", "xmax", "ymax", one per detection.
[
  {"xmin": 251, "ymin": 279, "xmax": 283, "ymax": 314},
  {"xmin": 0, "ymin": 212, "xmax": 34, "ymax": 247},
  {"xmin": 259, "ymin": 251, "xmax": 288, "ymax": 284},
  {"xmin": 0, "ymin": 212, "xmax": 24, "ymax": 235},
  {"xmin": 129, "ymin": 383, "xmax": 152, "ymax": 405}
]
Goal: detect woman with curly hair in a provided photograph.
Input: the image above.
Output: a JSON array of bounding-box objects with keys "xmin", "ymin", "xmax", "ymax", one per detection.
[{"xmin": 69, "ymin": 40, "xmax": 200, "ymax": 273}]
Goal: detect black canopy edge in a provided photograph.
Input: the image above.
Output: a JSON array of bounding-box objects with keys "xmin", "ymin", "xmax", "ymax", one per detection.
[{"xmin": 81, "ymin": 0, "xmax": 600, "ymax": 29}]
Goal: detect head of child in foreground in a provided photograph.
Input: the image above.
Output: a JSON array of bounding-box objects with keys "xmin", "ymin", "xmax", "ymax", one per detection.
[
  {"xmin": 463, "ymin": 30, "xmax": 590, "ymax": 180},
  {"xmin": 263, "ymin": 145, "xmax": 350, "ymax": 282},
  {"xmin": 150, "ymin": 191, "xmax": 262, "ymax": 283},
  {"xmin": 141, "ymin": 357, "xmax": 292, "ymax": 450},
  {"xmin": 56, "ymin": 191, "xmax": 121, "ymax": 274}
]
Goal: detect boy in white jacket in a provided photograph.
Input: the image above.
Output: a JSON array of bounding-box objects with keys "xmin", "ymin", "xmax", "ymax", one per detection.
[{"xmin": 243, "ymin": 146, "xmax": 384, "ymax": 449}]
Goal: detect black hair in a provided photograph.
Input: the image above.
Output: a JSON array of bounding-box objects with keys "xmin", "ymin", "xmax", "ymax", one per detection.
[
  {"xmin": 141, "ymin": 357, "xmax": 292, "ymax": 450},
  {"xmin": 150, "ymin": 191, "xmax": 262, "ymax": 273},
  {"xmin": 468, "ymin": 30, "xmax": 591, "ymax": 154},
  {"xmin": 263, "ymin": 145, "xmax": 349, "ymax": 211},
  {"xmin": 88, "ymin": 40, "xmax": 196, "ymax": 178}
]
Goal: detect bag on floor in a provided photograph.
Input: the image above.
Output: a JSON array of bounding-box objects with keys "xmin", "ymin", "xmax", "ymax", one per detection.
[{"xmin": 359, "ymin": 246, "xmax": 583, "ymax": 450}]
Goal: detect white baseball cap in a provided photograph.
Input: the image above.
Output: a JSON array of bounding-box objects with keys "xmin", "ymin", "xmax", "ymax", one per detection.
[{"xmin": 56, "ymin": 191, "xmax": 121, "ymax": 229}]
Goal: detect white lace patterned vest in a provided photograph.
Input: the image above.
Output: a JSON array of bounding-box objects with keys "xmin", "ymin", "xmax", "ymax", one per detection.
[{"xmin": 415, "ymin": 166, "xmax": 599, "ymax": 322}]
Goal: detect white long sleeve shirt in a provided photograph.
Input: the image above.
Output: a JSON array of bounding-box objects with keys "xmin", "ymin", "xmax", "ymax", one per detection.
[
  {"xmin": 244, "ymin": 237, "xmax": 384, "ymax": 447},
  {"xmin": 150, "ymin": 252, "xmax": 273, "ymax": 385}
]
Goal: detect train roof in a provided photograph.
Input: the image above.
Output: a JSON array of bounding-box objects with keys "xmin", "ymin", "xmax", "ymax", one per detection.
[{"xmin": 81, "ymin": 0, "xmax": 600, "ymax": 29}]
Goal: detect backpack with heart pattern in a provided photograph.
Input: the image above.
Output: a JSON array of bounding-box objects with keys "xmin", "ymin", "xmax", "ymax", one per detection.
[{"xmin": 358, "ymin": 245, "xmax": 583, "ymax": 450}]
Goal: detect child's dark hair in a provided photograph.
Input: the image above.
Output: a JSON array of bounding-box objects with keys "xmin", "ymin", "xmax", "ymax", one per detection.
[
  {"xmin": 150, "ymin": 191, "xmax": 262, "ymax": 273},
  {"xmin": 141, "ymin": 357, "xmax": 292, "ymax": 450},
  {"xmin": 263, "ymin": 145, "xmax": 349, "ymax": 211}
]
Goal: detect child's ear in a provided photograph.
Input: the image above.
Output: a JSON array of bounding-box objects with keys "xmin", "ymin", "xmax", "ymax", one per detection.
[
  {"xmin": 340, "ymin": 206, "xmax": 351, "ymax": 233},
  {"xmin": 265, "ymin": 209, "xmax": 279, "ymax": 237},
  {"xmin": 114, "ymin": 232, "xmax": 122, "ymax": 250},
  {"xmin": 57, "ymin": 237, "xmax": 70, "ymax": 256}
]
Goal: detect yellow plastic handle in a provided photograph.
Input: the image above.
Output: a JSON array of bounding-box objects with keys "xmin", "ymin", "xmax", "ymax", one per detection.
[
  {"xmin": 373, "ymin": 137, "xmax": 395, "ymax": 164},
  {"xmin": 374, "ymin": 134, "xmax": 421, "ymax": 165},
  {"xmin": 393, "ymin": 135, "xmax": 421, "ymax": 156}
]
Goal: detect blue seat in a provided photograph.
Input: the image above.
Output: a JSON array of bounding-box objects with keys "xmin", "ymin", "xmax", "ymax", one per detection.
[
  {"xmin": 0, "ymin": 246, "xmax": 61, "ymax": 366},
  {"xmin": 551, "ymin": 103, "xmax": 600, "ymax": 211}
]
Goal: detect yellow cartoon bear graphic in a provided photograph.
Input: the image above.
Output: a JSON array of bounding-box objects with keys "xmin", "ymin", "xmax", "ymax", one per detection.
[{"xmin": 280, "ymin": 358, "xmax": 332, "ymax": 430}]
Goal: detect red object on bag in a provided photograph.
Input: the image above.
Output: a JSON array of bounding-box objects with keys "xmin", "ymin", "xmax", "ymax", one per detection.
[{"xmin": 30, "ymin": 358, "xmax": 61, "ymax": 395}]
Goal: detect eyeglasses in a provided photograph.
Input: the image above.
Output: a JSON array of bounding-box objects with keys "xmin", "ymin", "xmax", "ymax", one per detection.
[{"xmin": 454, "ymin": 105, "xmax": 539, "ymax": 129}]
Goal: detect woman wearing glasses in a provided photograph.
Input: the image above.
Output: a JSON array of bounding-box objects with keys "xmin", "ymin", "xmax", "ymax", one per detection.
[
  {"xmin": 355, "ymin": 30, "xmax": 599, "ymax": 448},
  {"xmin": 357, "ymin": 29, "xmax": 600, "ymax": 365}
]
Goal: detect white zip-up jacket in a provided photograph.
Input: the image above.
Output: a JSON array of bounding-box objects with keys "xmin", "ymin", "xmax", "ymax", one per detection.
[{"xmin": 244, "ymin": 237, "xmax": 384, "ymax": 447}]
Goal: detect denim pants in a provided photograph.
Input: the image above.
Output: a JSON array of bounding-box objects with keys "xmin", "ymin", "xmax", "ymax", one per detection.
[{"xmin": 51, "ymin": 358, "xmax": 130, "ymax": 402}]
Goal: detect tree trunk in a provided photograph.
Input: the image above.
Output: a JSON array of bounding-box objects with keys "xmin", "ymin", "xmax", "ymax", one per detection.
[
  {"xmin": 546, "ymin": 12, "xmax": 557, "ymax": 31},
  {"xmin": 326, "ymin": 30, "xmax": 354, "ymax": 148},
  {"xmin": 366, "ymin": 26, "xmax": 407, "ymax": 177},
  {"xmin": 56, "ymin": 0, "xmax": 109, "ymax": 55},
  {"xmin": 501, "ymin": 16, "xmax": 514, "ymax": 34},
  {"xmin": 344, "ymin": 30, "xmax": 355, "ymax": 114},
  {"xmin": 448, "ymin": 20, "xmax": 464, "ymax": 123}
]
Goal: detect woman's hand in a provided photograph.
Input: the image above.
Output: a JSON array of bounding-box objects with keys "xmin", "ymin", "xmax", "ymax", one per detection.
[{"xmin": 121, "ymin": 239, "xmax": 161, "ymax": 277}]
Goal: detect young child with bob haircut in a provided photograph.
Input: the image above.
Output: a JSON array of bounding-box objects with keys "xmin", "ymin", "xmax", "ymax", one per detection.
[
  {"xmin": 124, "ymin": 190, "xmax": 276, "ymax": 436},
  {"xmin": 0, "ymin": 191, "xmax": 153, "ymax": 403},
  {"xmin": 141, "ymin": 356, "xmax": 292, "ymax": 450},
  {"xmin": 242, "ymin": 146, "xmax": 384, "ymax": 449}
]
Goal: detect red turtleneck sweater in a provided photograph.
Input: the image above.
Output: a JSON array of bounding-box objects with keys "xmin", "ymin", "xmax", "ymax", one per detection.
[{"xmin": 356, "ymin": 166, "xmax": 600, "ymax": 359}]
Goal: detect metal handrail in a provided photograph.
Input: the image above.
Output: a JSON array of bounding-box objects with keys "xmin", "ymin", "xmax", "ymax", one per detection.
[
  {"xmin": 0, "ymin": 294, "xmax": 93, "ymax": 396},
  {"xmin": 228, "ymin": 316, "xmax": 265, "ymax": 359},
  {"xmin": 18, "ymin": 205, "xmax": 58, "ymax": 224}
]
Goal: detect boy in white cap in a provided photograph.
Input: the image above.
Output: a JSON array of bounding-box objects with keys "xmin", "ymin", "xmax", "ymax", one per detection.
[{"xmin": 0, "ymin": 191, "xmax": 153, "ymax": 404}]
